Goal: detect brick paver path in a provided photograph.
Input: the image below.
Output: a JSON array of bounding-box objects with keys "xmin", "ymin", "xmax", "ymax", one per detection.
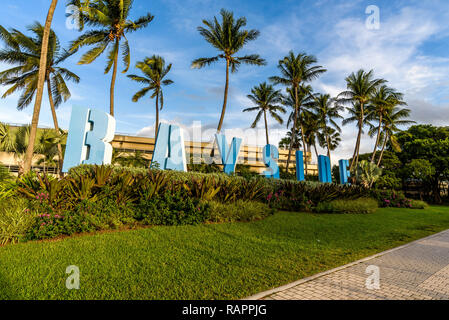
[{"xmin": 248, "ymin": 230, "xmax": 449, "ymax": 300}]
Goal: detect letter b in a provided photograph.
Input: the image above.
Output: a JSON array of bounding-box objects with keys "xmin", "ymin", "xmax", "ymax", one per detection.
[{"xmin": 62, "ymin": 106, "xmax": 116, "ymax": 173}]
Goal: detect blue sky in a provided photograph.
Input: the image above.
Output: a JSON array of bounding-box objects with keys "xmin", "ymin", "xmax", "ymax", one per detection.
[{"xmin": 0, "ymin": 0, "xmax": 448, "ymax": 162}]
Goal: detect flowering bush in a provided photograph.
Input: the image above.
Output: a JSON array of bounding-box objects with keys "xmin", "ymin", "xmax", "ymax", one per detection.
[
  {"xmin": 377, "ymin": 190, "xmax": 412, "ymax": 208},
  {"xmin": 266, "ymin": 190, "xmax": 314, "ymax": 212}
]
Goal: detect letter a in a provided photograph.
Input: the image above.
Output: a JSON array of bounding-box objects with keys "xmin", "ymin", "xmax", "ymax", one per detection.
[{"xmin": 151, "ymin": 123, "xmax": 187, "ymax": 171}]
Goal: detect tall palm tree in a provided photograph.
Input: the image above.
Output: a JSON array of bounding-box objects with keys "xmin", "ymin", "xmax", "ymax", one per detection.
[
  {"xmin": 23, "ymin": 0, "xmax": 58, "ymax": 174},
  {"xmin": 128, "ymin": 55, "xmax": 174, "ymax": 138},
  {"xmin": 191, "ymin": 9, "xmax": 266, "ymax": 133},
  {"xmin": 270, "ymin": 51, "xmax": 326, "ymax": 171},
  {"xmin": 281, "ymin": 83, "xmax": 316, "ymax": 171},
  {"xmin": 0, "ymin": 23, "xmax": 80, "ymax": 176},
  {"xmin": 313, "ymin": 93, "xmax": 343, "ymax": 162},
  {"xmin": 68, "ymin": 0, "xmax": 154, "ymax": 116},
  {"xmin": 337, "ymin": 69, "xmax": 386, "ymax": 170},
  {"xmin": 242, "ymin": 82, "xmax": 285, "ymax": 145},
  {"xmin": 367, "ymin": 85, "xmax": 405, "ymax": 163},
  {"xmin": 376, "ymin": 106, "xmax": 415, "ymax": 166},
  {"xmin": 342, "ymin": 102, "xmax": 373, "ymax": 165}
]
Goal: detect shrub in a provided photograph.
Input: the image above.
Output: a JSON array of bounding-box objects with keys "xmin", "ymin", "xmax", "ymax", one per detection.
[
  {"xmin": 370, "ymin": 189, "xmax": 419, "ymax": 209},
  {"xmin": 25, "ymin": 197, "xmax": 137, "ymax": 241},
  {"xmin": 315, "ymin": 198, "xmax": 378, "ymax": 214},
  {"xmin": 137, "ymin": 191, "xmax": 210, "ymax": 226},
  {"xmin": 410, "ymin": 200, "xmax": 429, "ymax": 209},
  {"xmin": 0, "ymin": 199, "xmax": 35, "ymax": 245},
  {"xmin": 207, "ymin": 200, "xmax": 274, "ymax": 223},
  {"xmin": 0, "ymin": 164, "xmax": 12, "ymax": 183}
]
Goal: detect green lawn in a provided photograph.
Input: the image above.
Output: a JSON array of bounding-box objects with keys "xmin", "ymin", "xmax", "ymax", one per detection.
[{"xmin": 1, "ymin": 206, "xmax": 449, "ymax": 300}]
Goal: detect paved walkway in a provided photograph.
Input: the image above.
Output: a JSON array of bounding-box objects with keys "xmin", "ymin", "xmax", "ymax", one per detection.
[{"xmin": 247, "ymin": 230, "xmax": 449, "ymax": 300}]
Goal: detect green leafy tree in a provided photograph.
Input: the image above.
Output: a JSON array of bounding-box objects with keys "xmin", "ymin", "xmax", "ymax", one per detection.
[
  {"xmin": 0, "ymin": 23, "xmax": 80, "ymax": 175},
  {"xmin": 68, "ymin": 0, "xmax": 154, "ymax": 116},
  {"xmin": 242, "ymin": 82, "xmax": 286, "ymax": 145},
  {"xmin": 338, "ymin": 69, "xmax": 386, "ymax": 170},
  {"xmin": 128, "ymin": 55, "xmax": 174, "ymax": 138},
  {"xmin": 270, "ymin": 51, "xmax": 326, "ymax": 171},
  {"xmin": 396, "ymin": 125, "xmax": 449, "ymax": 203},
  {"xmin": 192, "ymin": 9, "xmax": 265, "ymax": 133}
]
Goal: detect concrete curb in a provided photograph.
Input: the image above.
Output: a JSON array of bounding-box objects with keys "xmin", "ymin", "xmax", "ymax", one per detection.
[{"xmin": 243, "ymin": 229, "xmax": 449, "ymax": 300}]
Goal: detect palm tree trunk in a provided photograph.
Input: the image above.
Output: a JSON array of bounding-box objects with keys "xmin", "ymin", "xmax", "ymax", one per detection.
[
  {"xmin": 263, "ymin": 110, "xmax": 269, "ymax": 145},
  {"xmin": 326, "ymin": 131, "xmax": 331, "ymax": 162},
  {"xmin": 155, "ymin": 91, "xmax": 159, "ymax": 138},
  {"xmin": 313, "ymin": 142, "xmax": 319, "ymax": 160},
  {"xmin": 217, "ymin": 58, "xmax": 230, "ymax": 133},
  {"xmin": 350, "ymin": 103, "xmax": 364, "ymax": 171},
  {"xmin": 23, "ymin": 0, "xmax": 58, "ymax": 174},
  {"xmin": 354, "ymin": 104, "xmax": 365, "ymax": 168},
  {"xmin": 371, "ymin": 115, "xmax": 383, "ymax": 163},
  {"xmin": 299, "ymin": 121, "xmax": 308, "ymax": 174},
  {"xmin": 109, "ymin": 39, "xmax": 119, "ymax": 117},
  {"xmin": 47, "ymin": 78, "xmax": 64, "ymax": 178},
  {"xmin": 377, "ymin": 133, "xmax": 388, "ymax": 167},
  {"xmin": 286, "ymin": 85, "xmax": 299, "ymax": 171}
]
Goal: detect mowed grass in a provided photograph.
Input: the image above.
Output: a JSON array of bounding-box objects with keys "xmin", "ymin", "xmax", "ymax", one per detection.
[{"xmin": 1, "ymin": 206, "xmax": 449, "ymax": 300}]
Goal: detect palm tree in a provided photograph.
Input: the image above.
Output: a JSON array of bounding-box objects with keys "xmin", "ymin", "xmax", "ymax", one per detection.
[
  {"xmin": 270, "ymin": 51, "xmax": 326, "ymax": 171},
  {"xmin": 0, "ymin": 123, "xmax": 51, "ymax": 175},
  {"xmin": 367, "ymin": 85, "xmax": 405, "ymax": 163},
  {"xmin": 338, "ymin": 69, "xmax": 386, "ymax": 170},
  {"xmin": 0, "ymin": 23, "xmax": 80, "ymax": 176},
  {"xmin": 376, "ymin": 106, "xmax": 415, "ymax": 166},
  {"xmin": 301, "ymin": 110, "xmax": 320, "ymax": 162},
  {"xmin": 192, "ymin": 9, "xmax": 266, "ymax": 133},
  {"xmin": 279, "ymin": 129, "xmax": 301, "ymax": 150},
  {"xmin": 342, "ymin": 102, "xmax": 373, "ymax": 166},
  {"xmin": 68, "ymin": 0, "xmax": 154, "ymax": 116},
  {"xmin": 318, "ymin": 127, "xmax": 341, "ymax": 156},
  {"xmin": 242, "ymin": 82, "xmax": 285, "ymax": 145},
  {"xmin": 313, "ymin": 93, "xmax": 343, "ymax": 162},
  {"xmin": 23, "ymin": 0, "xmax": 58, "ymax": 174},
  {"xmin": 128, "ymin": 56, "xmax": 174, "ymax": 138},
  {"xmin": 281, "ymin": 83, "xmax": 316, "ymax": 171}
]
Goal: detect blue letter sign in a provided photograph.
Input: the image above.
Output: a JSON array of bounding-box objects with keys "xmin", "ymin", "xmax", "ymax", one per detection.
[
  {"xmin": 318, "ymin": 155, "xmax": 332, "ymax": 183},
  {"xmin": 215, "ymin": 134, "xmax": 242, "ymax": 175},
  {"xmin": 339, "ymin": 159, "xmax": 351, "ymax": 185},
  {"xmin": 263, "ymin": 144, "xmax": 280, "ymax": 179},
  {"xmin": 295, "ymin": 150, "xmax": 305, "ymax": 181},
  {"xmin": 62, "ymin": 106, "xmax": 116, "ymax": 173},
  {"xmin": 151, "ymin": 123, "xmax": 187, "ymax": 171}
]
